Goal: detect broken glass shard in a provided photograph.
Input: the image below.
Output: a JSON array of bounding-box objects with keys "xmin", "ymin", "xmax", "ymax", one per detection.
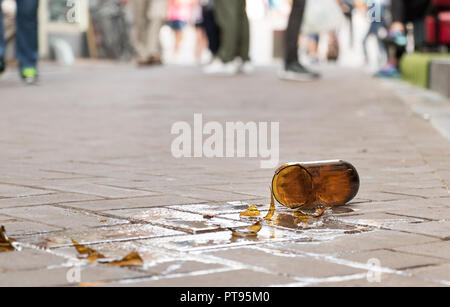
[
  {"xmin": 229, "ymin": 221, "xmax": 262, "ymax": 237},
  {"xmin": 239, "ymin": 205, "xmax": 261, "ymax": 218},
  {"xmin": 0, "ymin": 226, "xmax": 16, "ymax": 252}
]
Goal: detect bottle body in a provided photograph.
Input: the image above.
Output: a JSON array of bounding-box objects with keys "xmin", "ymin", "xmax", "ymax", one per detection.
[{"xmin": 272, "ymin": 160, "xmax": 360, "ymax": 209}]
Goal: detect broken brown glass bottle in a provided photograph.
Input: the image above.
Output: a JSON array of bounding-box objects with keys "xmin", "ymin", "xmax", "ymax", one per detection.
[{"xmin": 272, "ymin": 160, "xmax": 360, "ymax": 209}]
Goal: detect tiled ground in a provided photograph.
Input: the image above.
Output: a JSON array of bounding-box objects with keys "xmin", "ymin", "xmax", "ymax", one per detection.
[{"xmin": 0, "ymin": 61, "xmax": 449, "ymax": 286}]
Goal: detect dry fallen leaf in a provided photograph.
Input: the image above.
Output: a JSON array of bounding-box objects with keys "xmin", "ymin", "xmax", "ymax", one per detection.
[
  {"xmin": 203, "ymin": 214, "xmax": 215, "ymax": 219},
  {"xmin": 0, "ymin": 226, "xmax": 16, "ymax": 252}
]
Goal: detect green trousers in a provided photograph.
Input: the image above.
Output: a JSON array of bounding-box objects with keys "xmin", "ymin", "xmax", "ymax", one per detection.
[{"xmin": 214, "ymin": 0, "xmax": 250, "ymax": 63}]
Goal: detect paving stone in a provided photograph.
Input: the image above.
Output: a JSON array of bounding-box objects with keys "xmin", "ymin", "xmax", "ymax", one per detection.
[
  {"xmin": 169, "ymin": 201, "xmax": 269, "ymax": 216},
  {"xmin": 22, "ymin": 224, "xmax": 184, "ymax": 247},
  {"xmin": 0, "ymin": 192, "xmax": 103, "ymax": 209},
  {"xmin": 0, "ymin": 205, "xmax": 129, "ymax": 229},
  {"xmin": 335, "ymin": 212, "xmax": 425, "ymax": 228},
  {"xmin": 0, "ymin": 265, "xmax": 145, "ymax": 286},
  {"xmin": 386, "ymin": 205, "xmax": 450, "ymax": 222},
  {"xmin": 135, "ymin": 227, "xmax": 306, "ymax": 252},
  {"xmin": 36, "ymin": 183, "xmax": 158, "ymax": 199},
  {"xmin": 0, "ymin": 220, "xmax": 63, "ymax": 236},
  {"xmin": 207, "ymin": 247, "xmax": 365, "ymax": 278},
  {"xmin": 393, "ymin": 241, "xmax": 450, "ymax": 259},
  {"xmin": 145, "ymin": 260, "xmax": 227, "ymax": 276},
  {"xmin": 267, "ymin": 230, "xmax": 438, "ymax": 256},
  {"xmin": 163, "ymin": 186, "xmax": 260, "ymax": 202},
  {"xmin": 0, "ymin": 248, "xmax": 67, "ymax": 272},
  {"xmin": 384, "ymin": 220, "xmax": 450, "ymax": 240},
  {"xmin": 311, "ymin": 273, "xmax": 444, "ymax": 287},
  {"xmin": 338, "ymin": 249, "xmax": 443, "ymax": 270},
  {"xmin": 0, "ymin": 62, "xmax": 449, "ymax": 286},
  {"xmin": 103, "ymin": 207, "xmax": 249, "ymax": 234},
  {"xmin": 407, "ymin": 263, "xmax": 450, "ymax": 284},
  {"xmin": 0, "ymin": 184, "xmax": 51, "ymax": 198},
  {"xmin": 65, "ymin": 195, "xmax": 205, "ymax": 211},
  {"xmin": 114, "ymin": 269, "xmax": 297, "ymax": 287}
]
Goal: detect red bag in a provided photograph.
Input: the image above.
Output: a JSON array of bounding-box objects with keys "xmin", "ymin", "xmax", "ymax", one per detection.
[
  {"xmin": 426, "ymin": 12, "xmax": 450, "ymax": 44},
  {"xmin": 432, "ymin": 0, "xmax": 450, "ymax": 6}
]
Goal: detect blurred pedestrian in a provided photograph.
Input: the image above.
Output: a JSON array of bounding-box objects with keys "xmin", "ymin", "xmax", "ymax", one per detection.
[
  {"xmin": 376, "ymin": 0, "xmax": 430, "ymax": 77},
  {"xmin": 131, "ymin": 0, "xmax": 167, "ymax": 66},
  {"xmin": 280, "ymin": 0, "xmax": 320, "ymax": 81},
  {"xmin": 362, "ymin": 0, "xmax": 388, "ymax": 67},
  {"xmin": 192, "ymin": 0, "xmax": 207, "ymax": 63},
  {"xmin": 167, "ymin": 0, "xmax": 194, "ymax": 57},
  {"xmin": 0, "ymin": 0, "xmax": 39, "ymax": 83},
  {"xmin": 203, "ymin": 0, "xmax": 252, "ymax": 75},
  {"xmin": 200, "ymin": 0, "xmax": 220, "ymax": 57}
]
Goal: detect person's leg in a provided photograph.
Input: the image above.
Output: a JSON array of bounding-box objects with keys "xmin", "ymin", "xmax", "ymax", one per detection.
[
  {"xmin": 0, "ymin": 0, "xmax": 6, "ymax": 61},
  {"xmin": 285, "ymin": 0, "xmax": 306, "ymax": 65},
  {"xmin": 362, "ymin": 24, "xmax": 375, "ymax": 64},
  {"xmin": 214, "ymin": 0, "xmax": 239, "ymax": 63},
  {"xmin": 15, "ymin": 0, "xmax": 39, "ymax": 70},
  {"xmin": 133, "ymin": 0, "xmax": 150, "ymax": 63},
  {"xmin": 194, "ymin": 26, "xmax": 207, "ymax": 61},
  {"xmin": 391, "ymin": 0, "xmax": 406, "ymax": 25},
  {"xmin": 174, "ymin": 25, "xmax": 184, "ymax": 54},
  {"xmin": 202, "ymin": 7, "xmax": 220, "ymax": 55},
  {"xmin": 0, "ymin": 0, "xmax": 5, "ymax": 75},
  {"xmin": 146, "ymin": 0, "xmax": 164, "ymax": 61},
  {"xmin": 280, "ymin": 0, "xmax": 318, "ymax": 80},
  {"xmin": 237, "ymin": 0, "xmax": 250, "ymax": 62}
]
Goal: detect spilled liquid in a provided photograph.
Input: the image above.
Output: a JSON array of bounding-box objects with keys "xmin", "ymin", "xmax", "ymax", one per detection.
[
  {"xmin": 0, "ymin": 226, "xmax": 16, "ymax": 252},
  {"xmin": 231, "ymin": 188, "xmax": 367, "ymax": 239},
  {"xmin": 264, "ymin": 191, "xmax": 276, "ymax": 221}
]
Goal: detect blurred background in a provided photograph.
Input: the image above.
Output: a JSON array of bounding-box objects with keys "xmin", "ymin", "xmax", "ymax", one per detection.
[{"xmin": 1, "ymin": 0, "xmax": 450, "ymax": 94}]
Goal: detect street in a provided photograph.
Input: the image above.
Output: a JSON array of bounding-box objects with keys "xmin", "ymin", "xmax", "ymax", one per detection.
[{"xmin": 0, "ymin": 61, "xmax": 449, "ymax": 286}]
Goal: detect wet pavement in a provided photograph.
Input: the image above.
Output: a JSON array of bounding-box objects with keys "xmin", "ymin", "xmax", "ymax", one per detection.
[{"xmin": 0, "ymin": 61, "xmax": 449, "ymax": 286}]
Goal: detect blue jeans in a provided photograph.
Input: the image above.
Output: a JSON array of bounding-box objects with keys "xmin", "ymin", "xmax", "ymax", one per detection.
[{"xmin": 0, "ymin": 0, "xmax": 39, "ymax": 69}]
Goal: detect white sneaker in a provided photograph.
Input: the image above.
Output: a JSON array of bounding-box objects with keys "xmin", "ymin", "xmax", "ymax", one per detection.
[
  {"xmin": 239, "ymin": 61, "xmax": 255, "ymax": 74},
  {"xmin": 203, "ymin": 59, "xmax": 239, "ymax": 75}
]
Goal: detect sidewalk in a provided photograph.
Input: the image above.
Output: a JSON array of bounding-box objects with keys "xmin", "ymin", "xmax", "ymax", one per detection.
[{"xmin": 0, "ymin": 61, "xmax": 449, "ymax": 286}]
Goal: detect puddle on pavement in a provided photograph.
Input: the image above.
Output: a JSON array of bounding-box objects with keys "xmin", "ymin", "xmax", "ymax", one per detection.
[
  {"xmin": 170, "ymin": 201, "xmax": 267, "ymax": 216},
  {"xmin": 3, "ymin": 161, "xmax": 388, "ymax": 270},
  {"xmin": 0, "ymin": 226, "xmax": 16, "ymax": 252},
  {"xmin": 26, "ymin": 224, "xmax": 183, "ymax": 248},
  {"xmin": 130, "ymin": 208, "xmax": 248, "ymax": 234}
]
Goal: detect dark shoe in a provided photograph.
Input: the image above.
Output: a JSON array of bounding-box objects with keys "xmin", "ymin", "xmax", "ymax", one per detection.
[
  {"xmin": 21, "ymin": 67, "xmax": 38, "ymax": 84},
  {"xmin": 149, "ymin": 56, "xmax": 162, "ymax": 65},
  {"xmin": 0, "ymin": 58, "xmax": 5, "ymax": 77},
  {"xmin": 374, "ymin": 63, "xmax": 401, "ymax": 78},
  {"xmin": 280, "ymin": 62, "xmax": 320, "ymax": 81},
  {"xmin": 137, "ymin": 56, "xmax": 163, "ymax": 67}
]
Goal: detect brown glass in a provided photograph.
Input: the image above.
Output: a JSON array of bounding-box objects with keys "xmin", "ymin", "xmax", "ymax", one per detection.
[{"xmin": 272, "ymin": 160, "xmax": 360, "ymax": 209}]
